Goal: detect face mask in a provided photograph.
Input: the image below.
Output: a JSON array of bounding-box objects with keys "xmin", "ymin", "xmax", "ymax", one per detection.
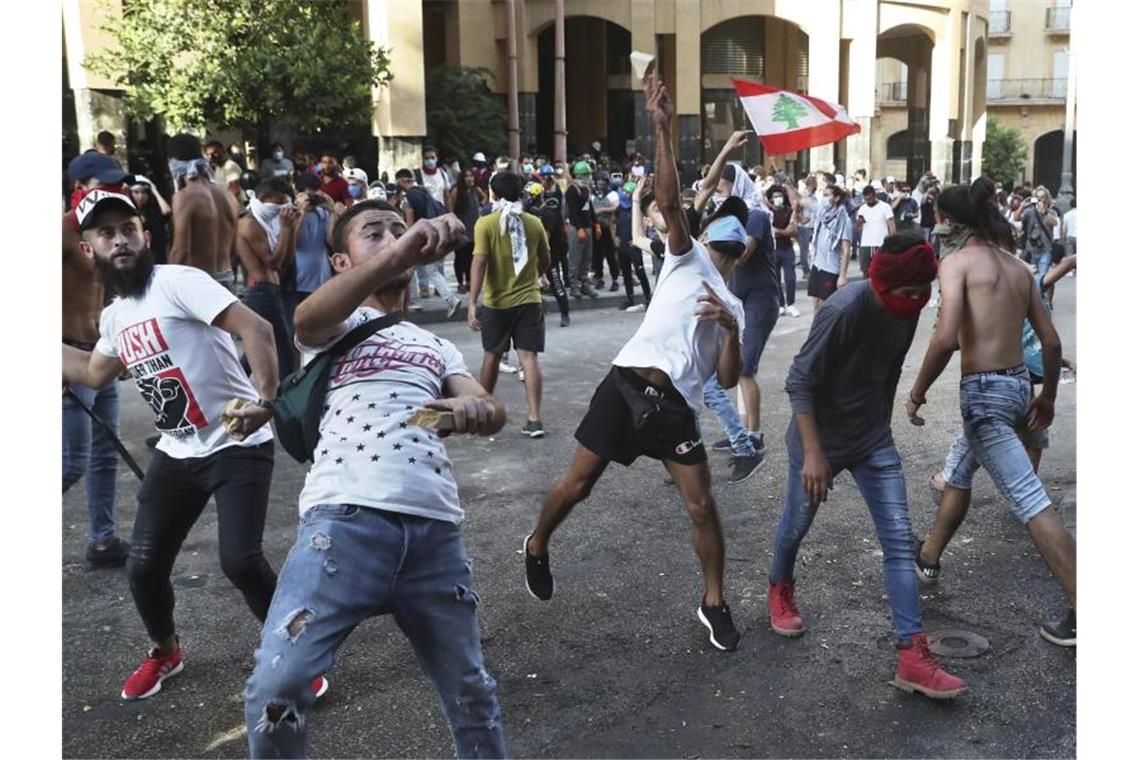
[
  {"xmin": 255, "ymin": 201, "xmax": 288, "ymax": 221},
  {"xmin": 772, "ymin": 195, "xmax": 785, "ymax": 208},
  {"xmin": 874, "ymin": 285, "xmax": 930, "ymax": 321},
  {"xmin": 273, "ymin": 150, "xmax": 284, "ymax": 161},
  {"xmin": 932, "ymin": 222, "xmax": 975, "ymax": 256},
  {"xmin": 347, "ymin": 184, "xmax": 362, "ymax": 199},
  {"xmin": 423, "ymin": 158, "xmax": 437, "ymax": 169},
  {"xmin": 523, "ymin": 164, "xmax": 534, "ymax": 174}
]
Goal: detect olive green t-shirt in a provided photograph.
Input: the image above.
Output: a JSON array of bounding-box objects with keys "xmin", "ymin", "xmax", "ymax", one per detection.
[{"xmin": 473, "ymin": 211, "xmax": 549, "ymax": 309}]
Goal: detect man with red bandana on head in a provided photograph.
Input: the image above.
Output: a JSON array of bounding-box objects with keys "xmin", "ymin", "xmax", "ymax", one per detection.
[{"xmin": 766, "ymin": 230, "xmax": 968, "ymax": 700}]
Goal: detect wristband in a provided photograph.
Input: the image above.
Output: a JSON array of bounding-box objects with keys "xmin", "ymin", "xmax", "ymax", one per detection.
[{"xmin": 253, "ymin": 398, "xmax": 274, "ymax": 410}]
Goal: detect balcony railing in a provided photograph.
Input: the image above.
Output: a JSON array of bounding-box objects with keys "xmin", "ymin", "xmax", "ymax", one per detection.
[
  {"xmin": 877, "ymin": 81, "xmax": 908, "ymax": 105},
  {"xmin": 987, "ymin": 77, "xmax": 1066, "ymax": 102},
  {"xmin": 1046, "ymin": 7, "xmax": 1071, "ymax": 33},
  {"xmin": 990, "ymin": 10, "xmax": 1011, "ymax": 35}
]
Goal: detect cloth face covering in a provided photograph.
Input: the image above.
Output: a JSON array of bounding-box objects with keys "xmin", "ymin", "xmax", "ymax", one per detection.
[
  {"xmin": 248, "ymin": 197, "xmax": 292, "ymax": 252},
  {"xmin": 494, "ymin": 198, "xmax": 529, "ymax": 276},
  {"xmin": 932, "ymin": 222, "xmax": 975, "ymax": 256},
  {"xmin": 868, "ymin": 241, "xmax": 939, "ymax": 320}
]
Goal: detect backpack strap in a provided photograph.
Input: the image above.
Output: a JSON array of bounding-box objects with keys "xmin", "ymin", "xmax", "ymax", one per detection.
[{"xmin": 328, "ymin": 312, "xmax": 405, "ymax": 359}]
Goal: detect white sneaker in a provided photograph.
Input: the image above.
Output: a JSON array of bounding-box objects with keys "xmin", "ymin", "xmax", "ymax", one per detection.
[
  {"xmin": 499, "ymin": 361, "xmax": 518, "ymax": 374},
  {"xmin": 446, "ymin": 297, "xmax": 461, "ymax": 319},
  {"xmin": 779, "ymin": 307, "xmax": 787, "ymax": 317},
  {"xmin": 786, "ymin": 305, "xmax": 801, "ymax": 318},
  {"xmin": 518, "ymin": 368, "xmax": 526, "ymax": 383}
]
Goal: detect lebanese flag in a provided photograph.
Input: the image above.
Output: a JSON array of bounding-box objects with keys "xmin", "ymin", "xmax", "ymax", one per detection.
[{"xmin": 732, "ymin": 78, "xmax": 860, "ymax": 155}]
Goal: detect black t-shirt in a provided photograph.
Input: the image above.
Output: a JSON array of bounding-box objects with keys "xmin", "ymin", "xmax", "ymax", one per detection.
[
  {"xmin": 920, "ymin": 196, "xmax": 936, "ymax": 229},
  {"xmin": 142, "ymin": 201, "xmax": 169, "ymax": 263},
  {"xmin": 733, "ymin": 208, "xmax": 781, "ymax": 297},
  {"xmin": 771, "ymin": 206, "xmax": 795, "ymax": 250},
  {"xmin": 404, "ymin": 186, "xmax": 445, "ymax": 221}
]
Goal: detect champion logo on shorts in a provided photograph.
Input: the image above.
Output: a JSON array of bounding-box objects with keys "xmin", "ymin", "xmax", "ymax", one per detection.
[{"xmin": 675, "ymin": 439, "xmax": 703, "ymax": 455}]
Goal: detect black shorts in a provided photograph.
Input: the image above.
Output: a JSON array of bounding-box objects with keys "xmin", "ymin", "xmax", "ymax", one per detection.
[
  {"xmin": 807, "ymin": 266, "xmax": 838, "ymax": 300},
  {"xmin": 479, "ymin": 302, "xmax": 545, "ymax": 354},
  {"xmin": 575, "ymin": 366, "xmax": 707, "ymax": 467}
]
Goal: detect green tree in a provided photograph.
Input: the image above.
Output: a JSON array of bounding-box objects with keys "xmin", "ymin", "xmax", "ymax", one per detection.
[
  {"xmin": 85, "ymin": 0, "xmax": 391, "ymax": 133},
  {"xmin": 771, "ymin": 94, "xmax": 809, "ymax": 130},
  {"xmin": 982, "ymin": 116, "xmax": 1028, "ymax": 188},
  {"xmin": 425, "ymin": 66, "xmax": 507, "ymax": 163}
]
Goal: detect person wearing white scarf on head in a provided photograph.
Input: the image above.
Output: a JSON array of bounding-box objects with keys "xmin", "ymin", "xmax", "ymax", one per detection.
[
  {"xmin": 494, "ymin": 197, "xmax": 529, "ymax": 276},
  {"xmin": 693, "ymin": 130, "xmax": 766, "ymax": 219}
]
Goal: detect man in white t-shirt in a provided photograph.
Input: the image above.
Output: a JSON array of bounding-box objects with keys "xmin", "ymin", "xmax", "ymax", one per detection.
[
  {"xmin": 228, "ymin": 200, "xmax": 509, "ymax": 758},
  {"xmin": 855, "ymin": 184, "xmax": 897, "ymax": 275},
  {"xmin": 60, "ymin": 189, "xmax": 293, "ymax": 703},
  {"xmin": 523, "ymin": 73, "xmax": 748, "ymax": 652},
  {"xmin": 416, "ymin": 144, "xmax": 452, "ymax": 206}
]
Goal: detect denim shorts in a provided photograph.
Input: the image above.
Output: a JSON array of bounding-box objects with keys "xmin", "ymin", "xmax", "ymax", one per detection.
[{"xmin": 942, "ymin": 366, "xmax": 1051, "ymax": 524}]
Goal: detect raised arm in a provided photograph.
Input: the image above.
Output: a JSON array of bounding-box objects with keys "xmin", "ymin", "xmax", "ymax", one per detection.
[
  {"xmin": 644, "ymin": 74, "xmax": 690, "ymax": 256},
  {"xmin": 630, "ymin": 175, "xmax": 654, "ymax": 253},
  {"xmin": 694, "ymin": 130, "xmax": 752, "ymax": 214}
]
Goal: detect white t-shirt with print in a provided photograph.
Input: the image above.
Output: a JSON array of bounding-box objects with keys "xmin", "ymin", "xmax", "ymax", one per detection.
[
  {"xmin": 856, "ymin": 200, "xmax": 894, "ymax": 248},
  {"xmin": 95, "ymin": 265, "xmax": 273, "ymax": 459},
  {"xmin": 296, "ymin": 307, "xmax": 473, "ymax": 523},
  {"xmin": 612, "ymin": 238, "xmax": 745, "ymax": 416}
]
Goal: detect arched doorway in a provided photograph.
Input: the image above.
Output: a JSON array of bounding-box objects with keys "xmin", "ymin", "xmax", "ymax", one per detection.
[
  {"xmin": 877, "ymin": 24, "xmax": 935, "ymax": 183},
  {"xmin": 536, "ymin": 17, "xmax": 632, "ymax": 159},
  {"xmin": 1033, "ymin": 129, "xmax": 1075, "ymax": 196},
  {"xmin": 699, "ymin": 15, "xmax": 809, "ymax": 175}
]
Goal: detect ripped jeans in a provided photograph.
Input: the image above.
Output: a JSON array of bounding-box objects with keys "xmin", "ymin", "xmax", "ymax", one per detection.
[{"xmin": 245, "ymin": 505, "xmax": 505, "ymax": 759}]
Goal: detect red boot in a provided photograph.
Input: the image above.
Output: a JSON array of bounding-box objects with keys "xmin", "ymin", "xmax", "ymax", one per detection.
[
  {"xmin": 893, "ymin": 633, "xmax": 967, "ymax": 699},
  {"xmin": 768, "ymin": 579, "xmax": 805, "ymax": 637}
]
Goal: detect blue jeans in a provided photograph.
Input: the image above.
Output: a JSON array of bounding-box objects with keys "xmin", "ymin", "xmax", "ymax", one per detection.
[
  {"xmin": 770, "ymin": 443, "xmax": 921, "ymax": 642},
  {"xmin": 702, "ymin": 376, "xmax": 756, "ymax": 457},
  {"xmin": 776, "ymin": 248, "xmax": 797, "ymax": 307},
  {"xmin": 1031, "ymin": 251, "xmax": 1052, "ymax": 277},
  {"xmin": 796, "ymin": 226, "xmax": 813, "ymax": 275},
  {"xmin": 243, "ymin": 282, "xmax": 294, "ymax": 380},
  {"xmin": 62, "ymin": 382, "xmax": 120, "ymax": 541},
  {"xmin": 245, "ymin": 505, "xmax": 505, "ymax": 759},
  {"xmin": 943, "ymin": 367, "xmax": 1051, "ymax": 524},
  {"xmin": 414, "ymin": 260, "xmax": 455, "ymax": 303}
]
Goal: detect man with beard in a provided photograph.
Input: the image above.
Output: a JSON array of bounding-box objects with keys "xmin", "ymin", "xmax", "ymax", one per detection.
[
  {"xmin": 523, "ymin": 73, "xmax": 747, "ymax": 652},
  {"xmin": 63, "ymin": 154, "xmax": 132, "ymax": 567},
  {"xmin": 60, "ymin": 189, "xmax": 315, "ymax": 702},
  {"xmin": 767, "ymin": 231, "xmax": 966, "ymax": 700},
  {"xmin": 167, "ymin": 133, "xmax": 241, "ymax": 293},
  {"xmin": 236, "ymin": 178, "xmax": 300, "ymax": 379},
  {"xmin": 226, "ymin": 201, "xmax": 508, "ymax": 758}
]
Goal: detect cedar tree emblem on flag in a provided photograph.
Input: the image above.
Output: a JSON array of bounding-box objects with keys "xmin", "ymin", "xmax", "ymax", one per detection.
[{"xmin": 733, "ymin": 78, "xmax": 861, "ymax": 155}]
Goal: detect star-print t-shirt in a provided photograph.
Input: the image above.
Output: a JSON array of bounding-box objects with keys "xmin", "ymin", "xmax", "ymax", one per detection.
[
  {"xmin": 94, "ymin": 265, "xmax": 273, "ymax": 459},
  {"xmin": 295, "ymin": 307, "xmax": 473, "ymax": 523}
]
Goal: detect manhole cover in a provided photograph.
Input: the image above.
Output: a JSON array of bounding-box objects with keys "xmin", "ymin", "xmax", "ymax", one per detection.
[
  {"xmin": 172, "ymin": 574, "xmax": 209, "ymax": 589},
  {"xmin": 926, "ymin": 629, "xmax": 990, "ymax": 658}
]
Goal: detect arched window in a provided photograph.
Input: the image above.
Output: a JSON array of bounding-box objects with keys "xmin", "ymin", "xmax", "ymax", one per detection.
[{"xmin": 886, "ymin": 130, "xmax": 909, "ymax": 160}]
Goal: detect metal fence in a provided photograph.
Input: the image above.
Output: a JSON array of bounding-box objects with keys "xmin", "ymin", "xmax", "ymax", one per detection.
[
  {"xmin": 877, "ymin": 81, "xmax": 907, "ymax": 104},
  {"xmin": 1046, "ymin": 7, "xmax": 1071, "ymax": 32},
  {"xmin": 990, "ymin": 10, "xmax": 1011, "ymax": 34},
  {"xmin": 986, "ymin": 77, "xmax": 1066, "ymax": 101}
]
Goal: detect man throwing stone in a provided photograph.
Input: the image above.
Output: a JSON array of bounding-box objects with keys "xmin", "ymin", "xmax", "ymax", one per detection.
[
  {"xmin": 523, "ymin": 72, "xmax": 748, "ymax": 652},
  {"xmin": 61, "ymin": 189, "xmax": 284, "ymax": 701},
  {"xmin": 232, "ymin": 201, "xmax": 508, "ymax": 758},
  {"xmin": 767, "ymin": 231, "xmax": 967, "ymax": 699}
]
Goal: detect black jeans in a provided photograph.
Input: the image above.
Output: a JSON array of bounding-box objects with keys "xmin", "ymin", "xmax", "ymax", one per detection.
[
  {"xmin": 776, "ymin": 247, "xmax": 797, "ymax": 307},
  {"xmin": 127, "ymin": 441, "xmax": 277, "ymax": 642},
  {"xmin": 591, "ymin": 226, "xmax": 621, "ymax": 283},
  {"xmin": 618, "ymin": 242, "xmax": 652, "ymax": 303},
  {"xmin": 243, "ymin": 281, "xmax": 294, "ymax": 380},
  {"xmin": 454, "ymin": 240, "xmax": 474, "ymax": 288},
  {"xmin": 549, "ymin": 238, "xmax": 570, "ymax": 318}
]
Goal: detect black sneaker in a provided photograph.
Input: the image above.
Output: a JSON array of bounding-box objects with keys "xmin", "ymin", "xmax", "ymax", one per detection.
[
  {"xmin": 523, "ymin": 534, "xmax": 554, "ymax": 601},
  {"xmin": 560, "ymin": 313, "xmax": 571, "ymax": 327},
  {"xmin": 914, "ymin": 541, "xmax": 940, "ymax": 586},
  {"xmin": 727, "ymin": 452, "xmax": 764, "ymax": 484},
  {"xmin": 87, "ymin": 536, "xmax": 130, "ymax": 569},
  {"xmin": 521, "ymin": 419, "xmax": 545, "ymax": 438},
  {"xmin": 1040, "ymin": 608, "xmax": 1076, "ymax": 647},
  {"xmin": 618, "ymin": 298, "xmax": 635, "ymax": 310},
  {"xmin": 697, "ymin": 601, "xmax": 740, "ymax": 651},
  {"xmin": 609, "ymin": 280, "xmax": 620, "ymax": 292},
  {"xmin": 711, "ymin": 438, "xmax": 733, "ymax": 452},
  {"xmin": 712, "ymin": 433, "xmax": 764, "ymax": 454}
]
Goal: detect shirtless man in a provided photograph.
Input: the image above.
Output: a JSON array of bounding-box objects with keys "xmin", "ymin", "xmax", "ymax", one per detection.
[
  {"xmin": 906, "ymin": 183, "xmax": 1076, "ymax": 647},
  {"xmin": 235, "ymin": 178, "xmax": 299, "ymax": 379},
  {"xmin": 63, "ymin": 154, "xmax": 132, "ymax": 567},
  {"xmin": 167, "ymin": 133, "xmax": 240, "ymax": 292}
]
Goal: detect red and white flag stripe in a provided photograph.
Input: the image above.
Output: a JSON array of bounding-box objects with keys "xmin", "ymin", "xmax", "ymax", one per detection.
[{"xmin": 732, "ymin": 78, "xmax": 861, "ymax": 155}]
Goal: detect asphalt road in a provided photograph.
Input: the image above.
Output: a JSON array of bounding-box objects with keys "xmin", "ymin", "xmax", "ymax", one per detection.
[{"xmin": 63, "ymin": 276, "xmax": 1077, "ymax": 759}]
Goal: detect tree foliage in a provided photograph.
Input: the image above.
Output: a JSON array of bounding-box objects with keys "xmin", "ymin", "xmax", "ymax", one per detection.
[
  {"xmin": 425, "ymin": 66, "xmax": 507, "ymax": 163},
  {"xmin": 982, "ymin": 116, "xmax": 1028, "ymax": 188},
  {"xmin": 85, "ymin": 0, "xmax": 391, "ymax": 133}
]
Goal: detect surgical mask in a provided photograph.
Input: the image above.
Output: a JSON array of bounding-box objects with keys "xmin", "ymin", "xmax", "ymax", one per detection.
[
  {"xmin": 772, "ymin": 195, "xmax": 785, "ymax": 208},
  {"xmin": 424, "ymin": 157, "xmax": 437, "ymax": 169},
  {"xmin": 272, "ymin": 150, "xmax": 284, "ymax": 161},
  {"xmin": 523, "ymin": 164, "xmax": 534, "ymax": 174},
  {"xmin": 347, "ymin": 184, "xmax": 363, "ymax": 199}
]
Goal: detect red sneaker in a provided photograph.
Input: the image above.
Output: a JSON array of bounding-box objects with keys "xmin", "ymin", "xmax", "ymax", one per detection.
[
  {"xmin": 893, "ymin": 633, "xmax": 967, "ymax": 699},
  {"xmin": 311, "ymin": 675, "xmax": 329, "ymax": 699},
  {"xmin": 768, "ymin": 579, "xmax": 805, "ymax": 637},
  {"xmin": 121, "ymin": 647, "xmax": 184, "ymax": 700}
]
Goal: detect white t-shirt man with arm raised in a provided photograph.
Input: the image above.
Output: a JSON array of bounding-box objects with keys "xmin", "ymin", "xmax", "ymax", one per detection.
[{"xmin": 523, "ymin": 72, "xmax": 748, "ymax": 653}]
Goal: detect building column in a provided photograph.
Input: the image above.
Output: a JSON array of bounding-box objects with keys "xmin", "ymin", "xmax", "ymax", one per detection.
[
  {"xmin": 629, "ymin": 0, "xmax": 655, "ymax": 161},
  {"xmin": 63, "ymin": 0, "xmax": 128, "ymax": 167},
  {"xmin": 519, "ymin": 92, "xmax": 537, "ymax": 154},
  {"xmin": 72, "ymin": 89, "xmax": 128, "ymax": 166},
  {"xmin": 808, "ymin": 6, "xmax": 842, "ymax": 172},
  {"xmin": 844, "ymin": 0, "xmax": 878, "ymax": 177},
  {"xmin": 927, "ymin": 20, "xmax": 961, "ymax": 182},
  {"xmin": 674, "ymin": 0, "xmax": 701, "ymax": 182},
  {"xmin": 365, "ymin": 0, "xmax": 427, "ymax": 175}
]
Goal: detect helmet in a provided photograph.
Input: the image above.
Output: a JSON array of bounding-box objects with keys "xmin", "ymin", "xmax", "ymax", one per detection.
[
  {"xmin": 525, "ymin": 181, "xmax": 544, "ymax": 198},
  {"xmin": 572, "ymin": 160, "xmax": 593, "ymax": 178},
  {"xmin": 539, "ymin": 164, "xmax": 555, "ymax": 177}
]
